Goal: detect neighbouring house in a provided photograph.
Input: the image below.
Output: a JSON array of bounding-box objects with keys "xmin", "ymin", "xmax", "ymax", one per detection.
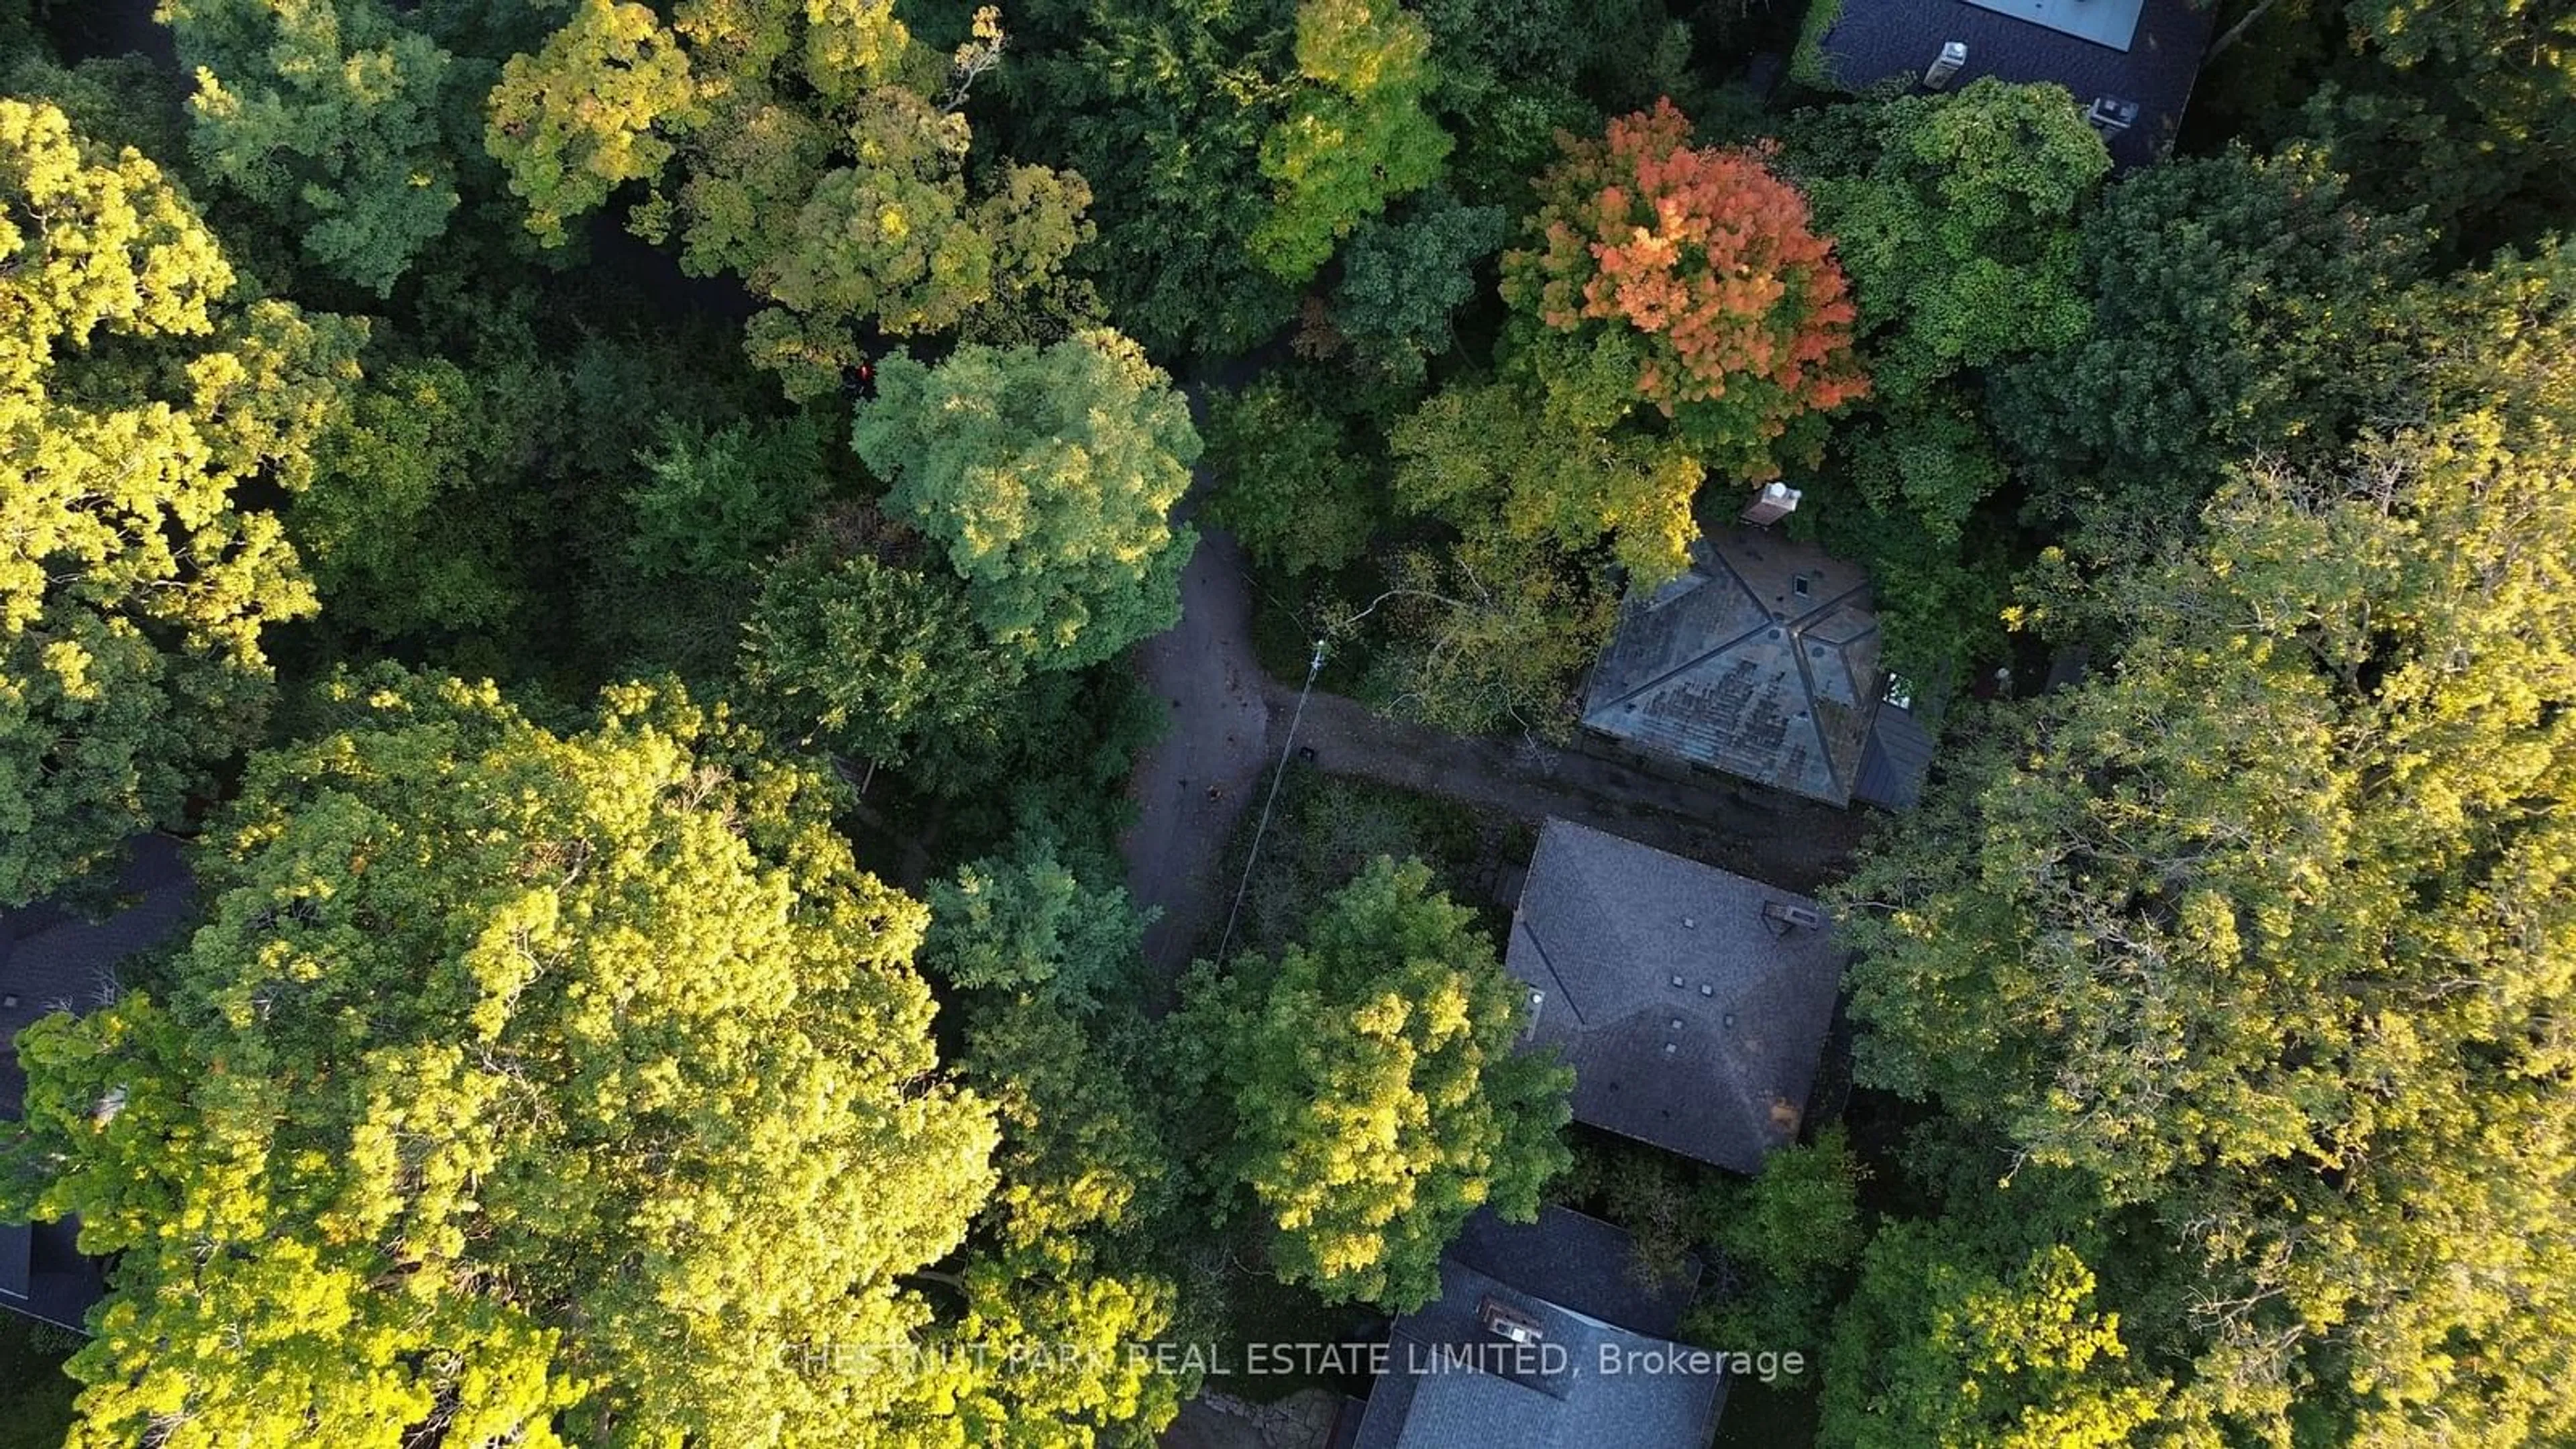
[
  {"xmin": 1347, "ymin": 1205, "xmax": 1723, "ymax": 1449},
  {"xmin": 0, "ymin": 835, "xmax": 197, "ymax": 1332},
  {"xmin": 1805, "ymin": 0, "xmax": 2217, "ymax": 167},
  {"xmin": 1503, "ymin": 818, "xmax": 1842, "ymax": 1175},
  {"xmin": 1580, "ymin": 527, "xmax": 1929, "ymax": 810}
]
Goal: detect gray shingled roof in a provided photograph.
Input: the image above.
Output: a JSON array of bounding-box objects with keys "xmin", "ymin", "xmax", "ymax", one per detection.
[
  {"xmin": 1351, "ymin": 1209, "xmax": 1725, "ymax": 1449},
  {"xmin": 2, "ymin": 834, "xmax": 197, "ymax": 1334},
  {"xmin": 1818, "ymin": 0, "xmax": 2215, "ymax": 169},
  {"xmin": 1855, "ymin": 702, "xmax": 1937, "ymax": 812},
  {"xmin": 1504, "ymin": 820, "xmax": 1842, "ymax": 1173},
  {"xmin": 1443, "ymin": 1205, "xmax": 1699, "ymax": 1340},
  {"xmin": 1, "ymin": 833, "xmax": 196, "ymax": 1120},
  {"xmin": 1582, "ymin": 529, "xmax": 1885, "ymax": 806}
]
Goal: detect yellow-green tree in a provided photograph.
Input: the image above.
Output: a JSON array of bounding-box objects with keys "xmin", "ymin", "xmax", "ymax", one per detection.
[
  {"xmin": 1249, "ymin": 0, "xmax": 1451, "ymax": 284},
  {"xmin": 1175, "ymin": 857, "xmax": 1572, "ymax": 1309},
  {"xmin": 1834, "ymin": 254, "xmax": 2576, "ymax": 1443},
  {"xmin": 488, "ymin": 0, "xmax": 1091, "ymax": 398},
  {"xmin": 0, "ymin": 99, "xmax": 358, "ymax": 906},
  {"xmin": 2, "ymin": 670, "xmax": 1000, "ymax": 1446},
  {"xmin": 855, "ymin": 331, "xmax": 1200, "ymax": 671}
]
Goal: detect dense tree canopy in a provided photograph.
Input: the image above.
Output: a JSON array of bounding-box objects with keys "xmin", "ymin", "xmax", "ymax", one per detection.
[
  {"xmin": 1173, "ymin": 857, "xmax": 1571, "ymax": 1309},
  {"xmin": 1, "ymin": 671, "xmax": 1001, "ymax": 1446},
  {"xmin": 855, "ymin": 331, "xmax": 1199, "ymax": 670},
  {"xmin": 1835, "ymin": 317, "xmax": 2576, "ymax": 1440},
  {"xmin": 0, "ymin": 99, "xmax": 353, "ymax": 906},
  {"xmin": 159, "ymin": 0, "xmax": 462, "ymax": 295},
  {"xmin": 490, "ymin": 0, "xmax": 1091, "ymax": 397},
  {"xmin": 1502, "ymin": 99, "xmax": 1866, "ymax": 480}
]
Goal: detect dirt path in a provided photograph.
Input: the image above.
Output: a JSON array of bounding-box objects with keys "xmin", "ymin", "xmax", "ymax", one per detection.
[{"xmin": 1120, "ymin": 523, "xmax": 1273, "ymax": 984}]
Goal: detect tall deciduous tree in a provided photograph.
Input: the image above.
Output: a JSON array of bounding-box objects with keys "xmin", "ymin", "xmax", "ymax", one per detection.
[
  {"xmin": 0, "ymin": 99, "xmax": 354, "ymax": 906},
  {"xmin": 1393, "ymin": 379, "xmax": 1704, "ymax": 586},
  {"xmin": 2, "ymin": 670, "xmax": 1000, "ymax": 1446},
  {"xmin": 1248, "ymin": 0, "xmax": 1450, "ymax": 284},
  {"xmin": 1992, "ymin": 146, "xmax": 2428, "ymax": 559},
  {"xmin": 1835, "ymin": 285, "xmax": 2576, "ymax": 1442},
  {"xmin": 488, "ymin": 0, "xmax": 1090, "ymax": 398},
  {"xmin": 736, "ymin": 543, "xmax": 1021, "ymax": 769},
  {"xmin": 855, "ymin": 331, "xmax": 1200, "ymax": 671},
  {"xmin": 1501, "ymin": 99, "xmax": 1866, "ymax": 480},
  {"xmin": 1174, "ymin": 856, "xmax": 1572, "ymax": 1309},
  {"xmin": 158, "ymin": 0, "xmax": 461, "ymax": 295},
  {"xmin": 1794, "ymin": 78, "xmax": 2110, "ymax": 398},
  {"xmin": 1327, "ymin": 187, "xmax": 1507, "ymax": 383},
  {"xmin": 1821, "ymin": 1228, "xmax": 2165, "ymax": 1449}
]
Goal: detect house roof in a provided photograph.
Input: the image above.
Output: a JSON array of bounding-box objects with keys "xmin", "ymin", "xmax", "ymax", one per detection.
[
  {"xmin": 1503, "ymin": 820, "xmax": 1842, "ymax": 1173},
  {"xmin": 1581, "ymin": 529, "xmax": 1884, "ymax": 806},
  {"xmin": 1351, "ymin": 1208, "xmax": 1725, "ymax": 1449},
  {"xmin": 1443, "ymin": 1205, "xmax": 1700, "ymax": 1340},
  {"xmin": 1855, "ymin": 702, "xmax": 1937, "ymax": 811},
  {"xmin": 1, "ymin": 833, "xmax": 197, "ymax": 1120},
  {"xmin": 2, "ymin": 834, "xmax": 196, "ymax": 1334},
  {"xmin": 1817, "ymin": 0, "xmax": 2215, "ymax": 168}
]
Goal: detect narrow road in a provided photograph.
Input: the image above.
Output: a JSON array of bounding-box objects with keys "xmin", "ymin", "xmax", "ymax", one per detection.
[
  {"xmin": 1120, "ymin": 523, "xmax": 1271, "ymax": 985},
  {"xmin": 1118, "ymin": 511, "xmax": 1869, "ymax": 990}
]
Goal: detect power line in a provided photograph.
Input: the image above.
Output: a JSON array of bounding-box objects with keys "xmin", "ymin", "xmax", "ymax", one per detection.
[{"xmin": 1215, "ymin": 637, "xmax": 1326, "ymax": 969}]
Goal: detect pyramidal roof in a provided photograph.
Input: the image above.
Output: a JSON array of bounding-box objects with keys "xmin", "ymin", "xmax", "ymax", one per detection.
[{"xmin": 1581, "ymin": 529, "xmax": 1884, "ymax": 806}]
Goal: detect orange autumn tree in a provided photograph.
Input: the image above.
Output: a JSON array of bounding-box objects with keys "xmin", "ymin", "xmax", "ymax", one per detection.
[{"xmin": 1503, "ymin": 99, "xmax": 1868, "ymax": 480}]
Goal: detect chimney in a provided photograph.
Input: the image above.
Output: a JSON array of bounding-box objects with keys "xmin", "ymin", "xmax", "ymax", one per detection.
[
  {"xmin": 1740, "ymin": 482, "xmax": 1801, "ymax": 527},
  {"xmin": 1924, "ymin": 41, "xmax": 1967, "ymax": 89},
  {"xmin": 1481, "ymin": 1297, "xmax": 1546, "ymax": 1346}
]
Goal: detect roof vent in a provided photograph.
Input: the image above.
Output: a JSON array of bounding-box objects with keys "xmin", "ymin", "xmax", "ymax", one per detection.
[
  {"xmin": 1924, "ymin": 40, "xmax": 1967, "ymax": 89},
  {"xmin": 1762, "ymin": 900, "xmax": 1825, "ymax": 936},
  {"xmin": 1668, "ymin": 1018, "xmax": 1684, "ymax": 1031},
  {"xmin": 1662, "ymin": 1041, "xmax": 1678, "ymax": 1056},
  {"xmin": 1670, "ymin": 973, "xmax": 1686, "ymax": 988},
  {"xmin": 1481, "ymin": 1297, "xmax": 1546, "ymax": 1346},
  {"xmin": 1680, "ymin": 915, "xmax": 1697, "ymax": 930},
  {"xmin": 1699, "ymin": 983, "xmax": 1715, "ymax": 998}
]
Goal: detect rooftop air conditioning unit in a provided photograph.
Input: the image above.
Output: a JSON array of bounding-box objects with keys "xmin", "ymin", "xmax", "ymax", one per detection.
[
  {"xmin": 1924, "ymin": 42, "xmax": 1968, "ymax": 89},
  {"xmin": 1741, "ymin": 482, "xmax": 1801, "ymax": 527}
]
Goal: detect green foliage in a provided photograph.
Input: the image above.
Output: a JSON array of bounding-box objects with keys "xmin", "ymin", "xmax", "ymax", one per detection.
[
  {"xmin": 1686, "ymin": 1126, "xmax": 1866, "ymax": 1381},
  {"xmin": 1174, "ymin": 857, "xmax": 1572, "ymax": 1309},
  {"xmin": 490, "ymin": 0, "xmax": 1092, "ymax": 398},
  {"xmin": 1327, "ymin": 187, "xmax": 1506, "ymax": 382},
  {"xmin": 924, "ymin": 833, "xmax": 1150, "ymax": 1006},
  {"xmin": 1002, "ymin": 0, "xmax": 1302, "ymax": 360},
  {"xmin": 484, "ymin": 0, "xmax": 698, "ymax": 246},
  {"xmin": 1794, "ymin": 79, "xmax": 2110, "ymax": 397},
  {"xmin": 736, "ymin": 543, "xmax": 1020, "ymax": 768},
  {"xmin": 1393, "ymin": 380, "xmax": 1703, "ymax": 586},
  {"xmin": 1202, "ymin": 377, "xmax": 1381, "ymax": 576},
  {"xmin": 294, "ymin": 355, "xmax": 534, "ymax": 639},
  {"xmin": 624, "ymin": 414, "xmax": 825, "ymax": 580},
  {"xmin": 1360, "ymin": 533, "xmax": 1615, "ymax": 739},
  {"xmin": 1992, "ymin": 146, "xmax": 2429, "ymax": 559},
  {"xmin": 160, "ymin": 0, "xmax": 462, "ymax": 295},
  {"xmin": 857, "ymin": 331, "xmax": 1201, "ymax": 670},
  {"xmin": 0, "ymin": 99, "xmax": 350, "ymax": 906},
  {"xmin": 1835, "ymin": 309, "xmax": 2576, "ymax": 1441},
  {"xmin": 1, "ymin": 669, "xmax": 1000, "ymax": 1446},
  {"xmin": 1248, "ymin": 0, "xmax": 1451, "ymax": 284},
  {"xmin": 1821, "ymin": 1228, "xmax": 2164, "ymax": 1449}
]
